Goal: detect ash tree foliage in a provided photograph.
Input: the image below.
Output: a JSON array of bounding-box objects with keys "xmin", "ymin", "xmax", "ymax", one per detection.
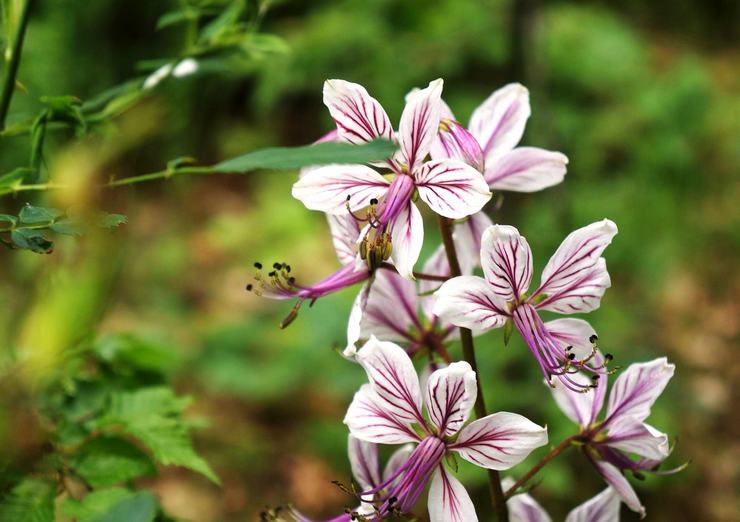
[{"xmin": 0, "ymin": 1, "xmax": 688, "ymax": 522}]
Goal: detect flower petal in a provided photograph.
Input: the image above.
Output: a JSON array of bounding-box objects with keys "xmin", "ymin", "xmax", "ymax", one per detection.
[
  {"xmin": 344, "ymin": 282, "xmax": 371, "ymax": 358},
  {"xmin": 383, "ymin": 444, "xmax": 415, "ymax": 481},
  {"xmin": 416, "ymin": 159, "xmax": 492, "ymax": 219},
  {"xmin": 481, "ymin": 224, "xmax": 533, "ymax": 302},
  {"xmin": 389, "ymin": 201, "xmax": 424, "ymax": 280},
  {"xmin": 565, "ymin": 487, "xmax": 621, "ymax": 522},
  {"xmin": 327, "ymin": 214, "xmax": 361, "ymax": 265},
  {"xmin": 348, "ymin": 435, "xmax": 381, "ymax": 490},
  {"xmin": 419, "ymin": 245, "xmax": 450, "ymax": 321},
  {"xmin": 450, "ymin": 412, "xmax": 548, "ymax": 470},
  {"xmin": 398, "ymin": 78, "xmax": 444, "ymax": 171},
  {"xmin": 544, "ymin": 318, "xmax": 598, "ymax": 360},
  {"xmin": 605, "ymin": 357, "xmax": 675, "ymax": 425},
  {"xmin": 428, "ymin": 466, "xmax": 478, "ymax": 522},
  {"xmin": 453, "ymin": 212, "xmax": 494, "ymax": 275},
  {"xmin": 323, "ymin": 79, "xmax": 394, "ymax": 145},
  {"xmin": 292, "ymin": 164, "xmax": 390, "ymax": 214},
  {"xmin": 360, "ymin": 268, "xmax": 421, "ymax": 343},
  {"xmin": 534, "ymin": 219, "xmax": 618, "ymax": 313},
  {"xmin": 469, "ymin": 83, "xmax": 531, "ymax": 162},
  {"xmin": 424, "ymin": 362, "xmax": 477, "ymax": 437},
  {"xmin": 355, "ymin": 336, "xmax": 425, "ymax": 427},
  {"xmin": 604, "ymin": 420, "xmax": 670, "ymax": 460},
  {"xmin": 433, "ymin": 275, "xmax": 510, "ymax": 332},
  {"xmin": 344, "ymin": 383, "xmax": 419, "ymax": 444},
  {"xmin": 503, "ymin": 478, "xmax": 552, "ymax": 522},
  {"xmin": 593, "ymin": 460, "xmax": 645, "ymax": 517},
  {"xmin": 485, "ymin": 147, "xmax": 568, "ymax": 192},
  {"xmin": 547, "ymin": 372, "xmax": 603, "ymax": 428},
  {"xmin": 430, "ymin": 120, "xmax": 486, "ymax": 173}
]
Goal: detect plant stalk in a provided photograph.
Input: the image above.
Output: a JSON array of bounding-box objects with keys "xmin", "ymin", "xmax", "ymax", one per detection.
[
  {"xmin": 0, "ymin": 0, "xmax": 34, "ymax": 131},
  {"xmin": 438, "ymin": 216, "xmax": 509, "ymax": 522},
  {"xmin": 504, "ymin": 435, "xmax": 576, "ymax": 498}
]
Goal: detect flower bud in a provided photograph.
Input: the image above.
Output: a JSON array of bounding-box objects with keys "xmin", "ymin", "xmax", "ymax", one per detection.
[{"xmin": 431, "ymin": 119, "xmax": 485, "ymax": 173}]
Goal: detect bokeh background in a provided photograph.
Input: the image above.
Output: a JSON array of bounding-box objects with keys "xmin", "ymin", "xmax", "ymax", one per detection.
[{"xmin": 0, "ymin": 0, "xmax": 738, "ymax": 520}]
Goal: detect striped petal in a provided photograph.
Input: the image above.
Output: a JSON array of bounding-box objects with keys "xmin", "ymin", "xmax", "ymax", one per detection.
[
  {"xmin": 533, "ymin": 219, "xmax": 618, "ymax": 313},
  {"xmin": 344, "ymin": 384, "xmax": 419, "ymax": 444},
  {"xmin": 485, "ymin": 147, "xmax": 568, "ymax": 192},
  {"xmin": 604, "ymin": 420, "xmax": 670, "ymax": 460},
  {"xmin": 593, "ymin": 460, "xmax": 645, "ymax": 517},
  {"xmin": 469, "ymin": 83, "xmax": 530, "ymax": 162},
  {"xmin": 548, "ymin": 371, "xmax": 602, "ymax": 428},
  {"xmin": 481, "ymin": 224, "xmax": 533, "ymax": 302},
  {"xmin": 428, "ymin": 466, "xmax": 478, "ymax": 522},
  {"xmin": 323, "ymin": 80, "xmax": 394, "ymax": 145},
  {"xmin": 360, "ymin": 268, "xmax": 421, "ymax": 343},
  {"xmin": 424, "ymin": 362, "xmax": 477, "ymax": 437},
  {"xmin": 292, "ymin": 164, "xmax": 390, "ymax": 214},
  {"xmin": 605, "ymin": 357, "xmax": 675, "ymax": 426},
  {"xmin": 503, "ymin": 478, "xmax": 552, "ymax": 522},
  {"xmin": 347, "ymin": 435, "xmax": 381, "ymax": 490},
  {"xmin": 399, "ymin": 79, "xmax": 444, "ymax": 171},
  {"xmin": 450, "ymin": 412, "xmax": 548, "ymax": 470},
  {"xmin": 327, "ymin": 214, "xmax": 361, "ymax": 265},
  {"xmin": 389, "ymin": 201, "xmax": 424, "ymax": 280},
  {"xmin": 452, "ymin": 211, "xmax": 494, "ymax": 275},
  {"xmin": 433, "ymin": 275, "xmax": 510, "ymax": 332},
  {"xmin": 565, "ymin": 487, "xmax": 621, "ymax": 522},
  {"xmin": 416, "ymin": 159, "xmax": 492, "ymax": 219}
]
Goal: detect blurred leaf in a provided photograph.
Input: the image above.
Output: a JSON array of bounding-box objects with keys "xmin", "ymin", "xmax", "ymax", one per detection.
[
  {"xmin": 94, "ymin": 334, "xmax": 179, "ymax": 374},
  {"xmin": 60, "ymin": 489, "xmax": 156, "ymax": 522},
  {"xmin": 10, "ymin": 228, "xmax": 53, "ymax": 253},
  {"xmin": 73, "ymin": 437, "xmax": 157, "ymax": 487},
  {"xmin": 97, "ymin": 213, "xmax": 128, "ymax": 229},
  {"xmin": 156, "ymin": 9, "xmax": 200, "ymax": 30},
  {"xmin": 0, "ymin": 167, "xmax": 31, "ymax": 187},
  {"xmin": 0, "ymin": 478, "xmax": 55, "ymax": 522},
  {"xmin": 50, "ymin": 218, "xmax": 85, "ymax": 236},
  {"xmin": 0, "ymin": 213, "xmax": 17, "ymax": 225},
  {"xmin": 213, "ymin": 139, "xmax": 397, "ymax": 172},
  {"xmin": 18, "ymin": 204, "xmax": 62, "ymax": 224}
]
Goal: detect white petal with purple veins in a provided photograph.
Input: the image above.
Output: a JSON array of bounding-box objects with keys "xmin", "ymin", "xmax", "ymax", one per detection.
[
  {"xmin": 292, "ymin": 164, "xmax": 390, "ymax": 214},
  {"xmin": 593, "ymin": 460, "xmax": 645, "ymax": 517},
  {"xmin": 424, "ymin": 362, "xmax": 477, "ymax": 437},
  {"xmin": 428, "ymin": 466, "xmax": 478, "ymax": 522},
  {"xmin": 452, "ymin": 212, "xmax": 494, "ymax": 275},
  {"xmin": 547, "ymin": 372, "xmax": 602, "ymax": 428},
  {"xmin": 433, "ymin": 275, "xmax": 510, "ymax": 332},
  {"xmin": 544, "ymin": 318, "xmax": 598, "ymax": 360},
  {"xmin": 604, "ymin": 420, "xmax": 670, "ymax": 460},
  {"xmin": 360, "ymin": 269, "xmax": 421, "ymax": 343},
  {"xmin": 327, "ymin": 214, "xmax": 361, "ymax": 265},
  {"xmin": 344, "ymin": 384, "xmax": 419, "ymax": 444},
  {"xmin": 347, "ymin": 435, "xmax": 381, "ymax": 490},
  {"xmin": 398, "ymin": 78, "xmax": 444, "ymax": 171},
  {"xmin": 605, "ymin": 357, "xmax": 675, "ymax": 425},
  {"xmin": 565, "ymin": 487, "xmax": 621, "ymax": 522},
  {"xmin": 481, "ymin": 224, "xmax": 533, "ymax": 302},
  {"xmin": 323, "ymin": 80, "xmax": 394, "ymax": 145},
  {"xmin": 485, "ymin": 147, "xmax": 568, "ymax": 192},
  {"xmin": 503, "ymin": 478, "xmax": 552, "ymax": 522},
  {"xmin": 469, "ymin": 83, "xmax": 531, "ymax": 162},
  {"xmin": 389, "ymin": 201, "xmax": 424, "ymax": 280},
  {"xmin": 416, "ymin": 159, "xmax": 492, "ymax": 219}
]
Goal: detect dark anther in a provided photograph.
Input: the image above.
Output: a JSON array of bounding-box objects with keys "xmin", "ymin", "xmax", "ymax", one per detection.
[
  {"xmin": 254, "ymin": 262, "xmax": 263, "ymax": 269},
  {"xmin": 589, "ymin": 334, "xmax": 598, "ymax": 343},
  {"xmin": 246, "ymin": 284, "xmax": 253, "ymax": 291},
  {"xmin": 288, "ymin": 276, "xmax": 296, "ymax": 284},
  {"xmin": 370, "ymin": 198, "xmax": 378, "ymax": 205},
  {"xmin": 568, "ymin": 353, "xmax": 576, "ymax": 360},
  {"xmin": 565, "ymin": 345, "xmax": 573, "ymax": 351},
  {"xmin": 273, "ymin": 262, "xmax": 282, "ymax": 269},
  {"xmin": 346, "ymin": 194, "xmax": 351, "ymax": 201},
  {"xmin": 605, "ymin": 353, "xmax": 614, "ymax": 361},
  {"xmin": 592, "ymin": 374, "xmax": 600, "ymax": 380},
  {"xmin": 285, "ymin": 265, "xmax": 291, "ymax": 273},
  {"xmin": 268, "ymin": 271, "xmax": 277, "ymax": 277},
  {"xmin": 388, "ymin": 496, "xmax": 397, "ymax": 505}
]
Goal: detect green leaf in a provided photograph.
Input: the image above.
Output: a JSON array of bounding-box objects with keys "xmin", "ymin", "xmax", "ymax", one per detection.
[
  {"xmin": 18, "ymin": 204, "xmax": 61, "ymax": 224},
  {"xmin": 212, "ymin": 139, "xmax": 397, "ymax": 173},
  {"xmin": 74, "ymin": 437, "xmax": 157, "ymax": 487},
  {"xmin": 10, "ymin": 229, "xmax": 53, "ymax": 253},
  {"xmin": 50, "ymin": 218, "xmax": 85, "ymax": 236},
  {"xmin": 61, "ymin": 488, "xmax": 157, "ymax": 522},
  {"xmin": 0, "ymin": 167, "xmax": 31, "ymax": 188},
  {"xmin": 503, "ymin": 320, "xmax": 513, "ymax": 347},
  {"xmin": 0, "ymin": 213, "xmax": 17, "ymax": 225},
  {"xmin": 94, "ymin": 334, "xmax": 179, "ymax": 374},
  {"xmin": 156, "ymin": 9, "xmax": 200, "ymax": 30},
  {"xmin": 97, "ymin": 388, "xmax": 219, "ymax": 484},
  {"xmin": 0, "ymin": 478, "xmax": 55, "ymax": 522},
  {"xmin": 97, "ymin": 213, "xmax": 128, "ymax": 229}
]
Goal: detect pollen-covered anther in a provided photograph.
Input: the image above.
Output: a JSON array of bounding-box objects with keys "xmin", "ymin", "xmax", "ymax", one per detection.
[{"xmin": 359, "ymin": 230, "xmax": 392, "ymax": 271}]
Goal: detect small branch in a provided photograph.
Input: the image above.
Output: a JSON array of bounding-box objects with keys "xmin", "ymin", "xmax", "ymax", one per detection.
[
  {"xmin": 504, "ymin": 435, "xmax": 577, "ymax": 498},
  {"xmin": 0, "ymin": 0, "xmax": 34, "ymax": 131},
  {"xmin": 105, "ymin": 165, "xmax": 214, "ymax": 187},
  {"xmin": 378, "ymin": 262, "xmax": 449, "ymax": 282},
  {"xmin": 438, "ymin": 216, "xmax": 509, "ymax": 522}
]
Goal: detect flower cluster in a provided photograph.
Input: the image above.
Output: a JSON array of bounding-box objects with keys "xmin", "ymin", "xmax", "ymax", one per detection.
[{"xmin": 250, "ymin": 79, "xmax": 683, "ymax": 521}]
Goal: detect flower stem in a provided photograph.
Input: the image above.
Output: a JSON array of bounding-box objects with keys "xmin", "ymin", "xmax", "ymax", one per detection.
[
  {"xmin": 0, "ymin": 0, "xmax": 34, "ymax": 131},
  {"xmin": 378, "ymin": 262, "xmax": 448, "ymax": 282},
  {"xmin": 438, "ymin": 216, "xmax": 509, "ymax": 522},
  {"xmin": 504, "ymin": 435, "xmax": 576, "ymax": 498}
]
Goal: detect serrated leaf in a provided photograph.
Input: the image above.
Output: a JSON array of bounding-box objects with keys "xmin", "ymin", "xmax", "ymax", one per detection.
[
  {"xmin": 97, "ymin": 213, "xmax": 128, "ymax": 229},
  {"xmin": 18, "ymin": 204, "xmax": 61, "ymax": 224},
  {"xmin": 10, "ymin": 228, "xmax": 53, "ymax": 253},
  {"xmin": 50, "ymin": 218, "xmax": 85, "ymax": 236},
  {"xmin": 74, "ymin": 437, "xmax": 157, "ymax": 487},
  {"xmin": 212, "ymin": 139, "xmax": 397, "ymax": 173},
  {"xmin": 94, "ymin": 334, "xmax": 179, "ymax": 374},
  {"xmin": 61, "ymin": 488, "xmax": 156, "ymax": 522},
  {"xmin": 0, "ymin": 478, "xmax": 55, "ymax": 522}
]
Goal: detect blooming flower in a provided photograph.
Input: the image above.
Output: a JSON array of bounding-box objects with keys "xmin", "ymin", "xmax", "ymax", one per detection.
[
  {"xmin": 503, "ymin": 477, "xmax": 622, "ymax": 522},
  {"xmin": 431, "ymin": 83, "xmax": 568, "ymax": 193},
  {"xmin": 433, "ymin": 220, "xmax": 618, "ymax": 391},
  {"xmin": 292, "ymin": 79, "xmax": 492, "ymax": 279},
  {"xmin": 344, "ymin": 337, "xmax": 548, "ymax": 521},
  {"xmin": 548, "ymin": 357, "xmax": 678, "ymax": 518}
]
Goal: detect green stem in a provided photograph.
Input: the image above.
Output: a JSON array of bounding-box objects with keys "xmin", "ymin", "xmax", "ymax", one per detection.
[
  {"xmin": 438, "ymin": 216, "xmax": 509, "ymax": 522},
  {"xmin": 105, "ymin": 166, "xmax": 214, "ymax": 187},
  {"xmin": 0, "ymin": 0, "xmax": 33, "ymax": 131},
  {"xmin": 504, "ymin": 435, "xmax": 576, "ymax": 498}
]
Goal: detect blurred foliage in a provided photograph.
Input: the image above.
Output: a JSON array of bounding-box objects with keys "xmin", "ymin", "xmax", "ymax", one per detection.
[{"xmin": 0, "ymin": 0, "xmax": 737, "ymax": 521}]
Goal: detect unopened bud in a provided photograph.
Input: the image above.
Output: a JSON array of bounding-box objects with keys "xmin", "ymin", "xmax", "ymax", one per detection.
[{"xmin": 432, "ymin": 119, "xmax": 485, "ymax": 173}]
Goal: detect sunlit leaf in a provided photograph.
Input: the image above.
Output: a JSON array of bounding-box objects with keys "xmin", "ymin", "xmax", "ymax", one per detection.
[
  {"xmin": 10, "ymin": 228, "xmax": 53, "ymax": 253},
  {"xmin": 61, "ymin": 489, "xmax": 157, "ymax": 522},
  {"xmin": 0, "ymin": 478, "xmax": 55, "ymax": 522},
  {"xmin": 18, "ymin": 204, "xmax": 61, "ymax": 224}
]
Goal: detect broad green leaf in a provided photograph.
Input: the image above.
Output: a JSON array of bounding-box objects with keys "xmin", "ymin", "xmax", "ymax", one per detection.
[
  {"xmin": 212, "ymin": 139, "xmax": 397, "ymax": 173},
  {"xmin": 0, "ymin": 478, "xmax": 55, "ymax": 522},
  {"xmin": 74, "ymin": 437, "xmax": 157, "ymax": 487},
  {"xmin": 18, "ymin": 204, "xmax": 61, "ymax": 224},
  {"xmin": 97, "ymin": 213, "xmax": 128, "ymax": 229},
  {"xmin": 156, "ymin": 9, "xmax": 200, "ymax": 30},
  {"xmin": 10, "ymin": 228, "xmax": 53, "ymax": 253},
  {"xmin": 0, "ymin": 213, "xmax": 17, "ymax": 225},
  {"xmin": 61, "ymin": 488, "xmax": 156, "ymax": 522},
  {"xmin": 0, "ymin": 167, "xmax": 31, "ymax": 187},
  {"xmin": 50, "ymin": 218, "xmax": 85, "ymax": 236},
  {"xmin": 94, "ymin": 334, "xmax": 179, "ymax": 374}
]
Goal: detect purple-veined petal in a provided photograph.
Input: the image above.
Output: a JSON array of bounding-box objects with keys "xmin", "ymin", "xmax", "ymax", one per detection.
[
  {"xmin": 481, "ymin": 224, "xmax": 533, "ymax": 302},
  {"xmin": 389, "ymin": 201, "xmax": 424, "ymax": 280},
  {"xmin": 355, "ymin": 336, "xmax": 425, "ymax": 428},
  {"xmin": 323, "ymin": 79, "xmax": 394, "ymax": 145},
  {"xmin": 428, "ymin": 466, "xmax": 478, "ymax": 522},
  {"xmin": 605, "ymin": 357, "xmax": 675, "ymax": 426},
  {"xmin": 565, "ymin": 487, "xmax": 621, "ymax": 522},
  {"xmin": 360, "ymin": 268, "xmax": 421, "ymax": 343},
  {"xmin": 469, "ymin": 83, "xmax": 531, "ymax": 162},
  {"xmin": 430, "ymin": 120, "xmax": 485, "ymax": 173},
  {"xmin": 593, "ymin": 460, "xmax": 645, "ymax": 517},
  {"xmin": 502, "ymin": 478, "xmax": 552, "ymax": 522},
  {"xmin": 347, "ymin": 435, "xmax": 381, "ymax": 490},
  {"xmin": 485, "ymin": 147, "xmax": 568, "ymax": 192},
  {"xmin": 405, "ymin": 89, "xmax": 455, "ymax": 120},
  {"xmin": 383, "ymin": 444, "xmax": 415, "ymax": 481},
  {"xmin": 292, "ymin": 164, "xmax": 390, "ymax": 214},
  {"xmin": 344, "ymin": 383, "xmax": 419, "ymax": 444},
  {"xmin": 533, "ymin": 219, "xmax": 618, "ymax": 313},
  {"xmin": 547, "ymin": 372, "xmax": 603, "ymax": 428},
  {"xmin": 424, "ymin": 362, "xmax": 477, "ymax": 437},
  {"xmin": 327, "ymin": 213, "xmax": 361, "ymax": 265},
  {"xmin": 433, "ymin": 275, "xmax": 510, "ymax": 332},
  {"xmin": 415, "ymin": 159, "xmax": 492, "ymax": 219},
  {"xmin": 344, "ymin": 282, "xmax": 371, "ymax": 358},
  {"xmin": 453, "ymin": 212, "xmax": 494, "ymax": 275},
  {"xmin": 419, "ymin": 245, "xmax": 450, "ymax": 321},
  {"xmin": 398, "ymin": 78, "xmax": 444, "ymax": 172},
  {"xmin": 603, "ymin": 420, "xmax": 670, "ymax": 460},
  {"xmin": 450, "ymin": 412, "xmax": 548, "ymax": 470},
  {"xmin": 545, "ymin": 318, "xmax": 598, "ymax": 360}
]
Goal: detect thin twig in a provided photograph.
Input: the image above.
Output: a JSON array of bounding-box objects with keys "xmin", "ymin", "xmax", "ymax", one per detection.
[
  {"xmin": 504, "ymin": 435, "xmax": 577, "ymax": 498},
  {"xmin": 0, "ymin": 0, "xmax": 34, "ymax": 131},
  {"xmin": 378, "ymin": 262, "xmax": 449, "ymax": 282}
]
